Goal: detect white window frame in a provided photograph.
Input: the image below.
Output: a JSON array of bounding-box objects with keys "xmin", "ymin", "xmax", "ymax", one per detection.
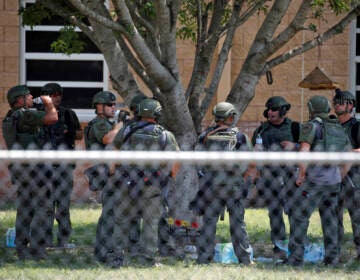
[
  {"xmin": 350, "ymin": 18, "xmax": 360, "ymax": 118},
  {"xmin": 19, "ymin": 0, "xmax": 109, "ymax": 122}
]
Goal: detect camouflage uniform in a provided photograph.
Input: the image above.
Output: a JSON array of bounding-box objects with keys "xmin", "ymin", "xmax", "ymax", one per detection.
[
  {"xmin": 41, "ymin": 83, "xmax": 82, "ymax": 247},
  {"xmin": 190, "ymin": 102, "xmax": 253, "ymax": 265},
  {"xmin": 2, "ymin": 85, "xmax": 54, "ymax": 260},
  {"xmin": 84, "ymin": 91, "xmax": 116, "ymax": 263},
  {"xmin": 333, "ymin": 90, "xmax": 360, "ymax": 260},
  {"xmin": 287, "ymin": 96, "xmax": 351, "ymax": 266},
  {"xmin": 111, "ymin": 98, "xmax": 179, "ymax": 266},
  {"xmin": 251, "ymin": 97, "xmax": 300, "ymax": 251}
]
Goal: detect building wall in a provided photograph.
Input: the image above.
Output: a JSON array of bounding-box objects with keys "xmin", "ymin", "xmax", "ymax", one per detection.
[{"xmin": 0, "ymin": 2, "xmax": 352, "ymax": 200}]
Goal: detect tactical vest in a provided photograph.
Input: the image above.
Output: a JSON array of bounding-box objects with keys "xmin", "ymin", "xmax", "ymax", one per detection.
[
  {"xmin": 201, "ymin": 126, "xmax": 248, "ymax": 151},
  {"xmin": 2, "ymin": 109, "xmax": 21, "ymax": 149},
  {"xmin": 2, "ymin": 108, "xmax": 45, "ymax": 149},
  {"xmin": 84, "ymin": 117, "xmax": 112, "ymax": 150},
  {"xmin": 342, "ymin": 117, "xmax": 360, "ymax": 149},
  {"xmin": 256, "ymin": 119, "xmax": 297, "ymax": 150},
  {"xmin": 123, "ymin": 121, "xmax": 168, "ymax": 151},
  {"xmin": 45, "ymin": 107, "xmax": 66, "ymax": 149},
  {"xmin": 311, "ymin": 117, "xmax": 350, "ymax": 152}
]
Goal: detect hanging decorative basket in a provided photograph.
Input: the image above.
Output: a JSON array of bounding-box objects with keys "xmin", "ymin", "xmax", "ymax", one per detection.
[{"xmin": 298, "ymin": 66, "xmax": 339, "ymax": 90}]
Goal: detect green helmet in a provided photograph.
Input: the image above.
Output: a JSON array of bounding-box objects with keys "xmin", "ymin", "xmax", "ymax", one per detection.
[
  {"xmin": 212, "ymin": 102, "xmax": 237, "ymax": 121},
  {"xmin": 138, "ymin": 98, "xmax": 162, "ymax": 118},
  {"xmin": 7, "ymin": 85, "xmax": 30, "ymax": 106},
  {"xmin": 265, "ymin": 96, "xmax": 290, "ymax": 110},
  {"xmin": 264, "ymin": 96, "xmax": 291, "ymax": 118},
  {"xmin": 333, "ymin": 89, "xmax": 355, "ymax": 104},
  {"xmin": 130, "ymin": 94, "xmax": 147, "ymax": 114},
  {"xmin": 308, "ymin": 95, "xmax": 330, "ymax": 115},
  {"xmin": 40, "ymin": 82, "xmax": 63, "ymax": 96},
  {"xmin": 92, "ymin": 91, "xmax": 116, "ymax": 107}
]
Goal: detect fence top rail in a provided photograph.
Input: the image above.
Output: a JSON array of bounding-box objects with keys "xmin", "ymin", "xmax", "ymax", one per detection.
[{"xmin": 0, "ymin": 150, "xmax": 357, "ymax": 165}]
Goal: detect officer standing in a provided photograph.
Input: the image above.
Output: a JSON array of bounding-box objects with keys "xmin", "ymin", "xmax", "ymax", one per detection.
[
  {"xmin": 117, "ymin": 93, "xmax": 146, "ymax": 254},
  {"xmin": 189, "ymin": 102, "xmax": 255, "ymax": 265},
  {"xmin": 40, "ymin": 83, "xmax": 83, "ymax": 248},
  {"xmin": 84, "ymin": 90, "xmax": 122, "ymax": 263},
  {"xmin": 332, "ymin": 89, "xmax": 360, "ymax": 261},
  {"xmin": 2, "ymin": 85, "xmax": 58, "ymax": 260},
  {"xmin": 110, "ymin": 98, "xmax": 179, "ymax": 267},
  {"xmin": 287, "ymin": 95, "xmax": 351, "ymax": 266},
  {"xmin": 251, "ymin": 96, "xmax": 300, "ymax": 254}
]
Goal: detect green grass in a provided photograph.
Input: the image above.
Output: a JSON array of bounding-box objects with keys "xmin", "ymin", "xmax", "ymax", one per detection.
[{"xmin": 0, "ymin": 204, "xmax": 359, "ymax": 280}]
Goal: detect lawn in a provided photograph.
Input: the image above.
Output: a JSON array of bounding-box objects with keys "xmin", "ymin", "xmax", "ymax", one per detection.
[{"xmin": 0, "ymin": 204, "xmax": 359, "ymax": 280}]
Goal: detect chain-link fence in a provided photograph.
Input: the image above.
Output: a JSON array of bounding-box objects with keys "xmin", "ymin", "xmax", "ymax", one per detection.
[{"xmin": 0, "ymin": 150, "xmax": 359, "ymax": 267}]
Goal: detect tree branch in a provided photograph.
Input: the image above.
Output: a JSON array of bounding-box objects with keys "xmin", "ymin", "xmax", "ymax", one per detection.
[
  {"xmin": 265, "ymin": 4, "xmax": 360, "ymax": 72},
  {"xmin": 200, "ymin": 0, "xmax": 243, "ymax": 118},
  {"xmin": 39, "ymin": 0, "xmax": 96, "ymax": 44},
  {"xmin": 67, "ymin": 0, "xmax": 177, "ymax": 92},
  {"xmin": 260, "ymin": 1, "xmax": 312, "ymax": 60}
]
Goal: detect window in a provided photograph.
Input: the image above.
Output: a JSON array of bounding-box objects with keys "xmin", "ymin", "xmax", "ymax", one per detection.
[
  {"xmin": 351, "ymin": 17, "xmax": 360, "ymax": 113},
  {"xmin": 20, "ymin": 0, "xmax": 109, "ymax": 121}
]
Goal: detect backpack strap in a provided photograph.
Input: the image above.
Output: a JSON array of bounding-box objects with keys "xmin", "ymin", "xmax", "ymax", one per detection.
[
  {"xmin": 202, "ymin": 125, "xmax": 229, "ymax": 145},
  {"xmin": 121, "ymin": 122, "xmax": 154, "ymax": 145}
]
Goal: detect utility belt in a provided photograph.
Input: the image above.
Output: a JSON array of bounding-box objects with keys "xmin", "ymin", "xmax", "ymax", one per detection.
[{"xmin": 118, "ymin": 166, "xmax": 170, "ymax": 199}]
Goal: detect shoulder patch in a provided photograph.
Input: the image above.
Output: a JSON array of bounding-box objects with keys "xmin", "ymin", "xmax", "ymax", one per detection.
[{"xmin": 301, "ymin": 123, "xmax": 313, "ymax": 135}]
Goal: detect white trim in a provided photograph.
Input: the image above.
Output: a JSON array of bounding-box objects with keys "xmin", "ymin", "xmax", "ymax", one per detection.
[
  {"xmin": 26, "ymin": 81, "xmax": 105, "ymax": 88},
  {"xmin": 350, "ymin": 19, "xmax": 357, "ymax": 94},
  {"xmin": 25, "ymin": 53, "xmax": 104, "ymax": 60},
  {"xmin": 24, "ymin": 26, "xmax": 82, "ymax": 32}
]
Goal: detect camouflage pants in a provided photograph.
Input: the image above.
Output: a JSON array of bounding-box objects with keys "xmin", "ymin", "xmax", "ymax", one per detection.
[
  {"xmin": 111, "ymin": 183, "xmax": 163, "ymax": 262},
  {"xmin": 47, "ymin": 164, "xmax": 74, "ymax": 246},
  {"xmin": 94, "ymin": 181, "xmax": 115, "ymax": 262},
  {"xmin": 196, "ymin": 195, "xmax": 251, "ymax": 264},
  {"xmin": 288, "ymin": 181, "xmax": 340, "ymax": 265},
  {"xmin": 256, "ymin": 166, "xmax": 289, "ymax": 245},
  {"xmin": 337, "ymin": 179, "xmax": 360, "ymax": 257},
  {"xmin": 12, "ymin": 164, "xmax": 53, "ymax": 258}
]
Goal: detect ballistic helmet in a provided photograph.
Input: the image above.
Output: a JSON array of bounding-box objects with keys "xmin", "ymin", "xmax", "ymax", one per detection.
[
  {"xmin": 333, "ymin": 88, "xmax": 355, "ymax": 105},
  {"xmin": 40, "ymin": 83, "xmax": 63, "ymax": 96},
  {"xmin": 130, "ymin": 94, "xmax": 147, "ymax": 114},
  {"xmin": 92, "ymin": 91, "xmax": 116, "ymax": 107},
  {"xmin": 138, "ymin": 98, "xmax": 162, "ymax": 119},
  {"xmin": 307, "ymin": 95, "xmax": 331, "ymax": 115},
  {"xmin": 212, "ymin": 102, "xmax": 237, "ymax": 121},
  {"xmin": 7, "ymin": 85, "xmax": 30, "ymax": 106},
  {"xmin": 263, "ymin": 96, "xmax": 291, "ymax": 118}
]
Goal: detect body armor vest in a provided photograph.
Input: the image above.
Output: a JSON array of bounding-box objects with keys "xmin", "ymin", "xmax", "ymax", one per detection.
[
  {"xmin": 311, "ymin": 117, "xmax": 349, "ymax": 152},
  {"xmin": 257, "ymin": 119, "xmax": 296, "ymax": 150},
  {"xmin": 342, "ymin": 117, "xmax": 360, "ymax": 149},
  {"xmin": 122, "ymin": 121, "xmax": 168, "ymax": 151},
  {"xmin": 2, "ymin": 108, "xmax": 45, "ymax": 149}
]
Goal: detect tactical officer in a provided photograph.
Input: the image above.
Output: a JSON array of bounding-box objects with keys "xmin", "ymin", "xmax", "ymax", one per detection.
[
  {"xmin": 40, "ymin": 83, "xmax": 83, "ymax": 248},
  {"xmin": 110, "ymin": 98, "xmax": 179, "ymax": 267},
  {"xmin": 332, "ymin": 89, "xmax": 360, "ymax": 261},
  {"xmin": 84, "ymin": 90, "xmax": 122, "ymax": 263},
  {"xmin": 117, "ymin": 93, "xmax": 146, "ymax": 255},
  {"xmin": 251, "ymin": 96, "xmax": 300, "ymax": 254},
  {"xmin": 189, "ymin": 102, "xmax": 255, "ymax": 265},
  {"xmin": 286, "ymin": 95, "xmax": 351, "ymax": 266},
  {"xmin": 2, "ymin": 85, "xmax": 58, "ymax": 260}
]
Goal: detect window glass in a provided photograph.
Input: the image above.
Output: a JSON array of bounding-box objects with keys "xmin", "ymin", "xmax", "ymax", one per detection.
[
  {"xmin": 26, "ymin": 31, "xmax": 100, "ymax": 53},
  {"xmin": 26, "ymin": 60, "xmax": 103, "ymax": 82}
]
